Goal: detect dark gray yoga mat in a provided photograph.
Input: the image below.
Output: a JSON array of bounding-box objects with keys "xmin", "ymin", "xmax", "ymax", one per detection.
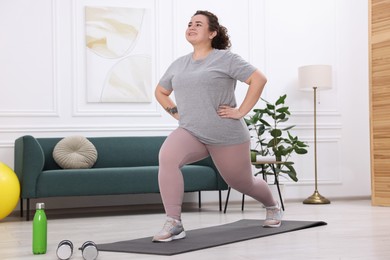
[
  {"xmin": 97, "ymin": 219, "xmax": 327, "ymax": 255},
  {"xmin": 97, "ymin": 219, "xmax": 327, "ymax": 256}
]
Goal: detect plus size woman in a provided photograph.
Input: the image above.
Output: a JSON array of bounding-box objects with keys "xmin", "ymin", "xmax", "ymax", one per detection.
[{"xmin": 153, "ymin": 10, "xmax": 282, "ymax": 242}]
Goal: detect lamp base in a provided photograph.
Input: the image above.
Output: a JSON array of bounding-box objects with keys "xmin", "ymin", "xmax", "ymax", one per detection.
[{"xmin": 303, "ymin": 191, "xmax": 330, "ymax": 204}]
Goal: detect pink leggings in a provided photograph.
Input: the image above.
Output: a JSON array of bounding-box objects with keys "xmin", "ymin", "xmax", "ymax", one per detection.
[{"xmin": 158, "ymin": 127, "xmax": 276, "ymax": 220}]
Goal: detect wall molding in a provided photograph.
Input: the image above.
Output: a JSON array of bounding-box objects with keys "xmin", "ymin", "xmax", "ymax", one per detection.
[
  {"xmin": 71, "ymin": 107, "xmax": 162, "ymax": 117},
  {"xmin": 0, "ymin": 124, "xmax": 177, "ymax": 134},
  {"xmin": 0, "ymin": 0, "xmax": 59, "ymax": 117},
  {"xmin": 292, "ymin": 123, "xmax": 342, "ymax": 131},
  {"xmin": 0, "ymin": 142, "xmax": 14, "ymax": 148},
  {"xmin": 292, "ymin": 110, "xmax": 341, "ymax": 117},
  {"xmin": 281, "ymin": 137, "xmax": 342, "ymax": 185}
]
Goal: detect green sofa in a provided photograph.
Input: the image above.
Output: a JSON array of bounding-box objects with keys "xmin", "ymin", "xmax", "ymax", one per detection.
[{"xmin": 14, "ymin": 135, "xmax": 228, "ymax": 220}]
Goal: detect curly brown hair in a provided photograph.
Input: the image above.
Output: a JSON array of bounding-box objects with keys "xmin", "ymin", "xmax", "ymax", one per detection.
[{"xmin": 193, "ymin": 10, "xmax": 231, "ymax": 50}]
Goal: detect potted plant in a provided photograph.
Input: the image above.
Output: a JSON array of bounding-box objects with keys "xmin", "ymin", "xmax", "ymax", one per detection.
[{"xmin": 246, "ymin": 94, "xmax": 308, "ymax": 184}]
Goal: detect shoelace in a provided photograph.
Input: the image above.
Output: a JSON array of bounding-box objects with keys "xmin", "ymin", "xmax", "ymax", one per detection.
[{"xmin": 162, "ymin": 219, "xmax": 176, "ymax": 232}]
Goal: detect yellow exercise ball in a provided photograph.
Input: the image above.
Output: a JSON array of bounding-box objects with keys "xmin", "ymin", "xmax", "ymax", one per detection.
[{"xmin": 0, "ymin": 162, "xmax": 20, "ymax": 220}]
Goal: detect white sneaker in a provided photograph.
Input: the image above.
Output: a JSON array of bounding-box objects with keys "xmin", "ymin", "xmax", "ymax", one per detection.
[
  {"xmin": 263, "ymin": 202, "xmax": 283, "ymax": 228},
  {"xmin": 152, "ymin": 217, "xmax": 186, "ymax": 242}
]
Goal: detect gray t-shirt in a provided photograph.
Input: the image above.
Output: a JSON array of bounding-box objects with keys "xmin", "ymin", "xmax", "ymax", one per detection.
[{"xmin": 159, "ymin": 49, "xmax": 256, "ymax": 145}]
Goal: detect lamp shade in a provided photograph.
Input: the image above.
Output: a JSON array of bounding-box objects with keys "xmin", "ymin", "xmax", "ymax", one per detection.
[{"xmin": 298, "ymin": 65, "xmax": 332, "ymax": 91}]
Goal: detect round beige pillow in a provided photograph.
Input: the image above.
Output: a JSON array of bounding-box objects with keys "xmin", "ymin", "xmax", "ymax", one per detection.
[{"xmin": 53, "ymin": 136, "xmax": 98, "ymax": 169}]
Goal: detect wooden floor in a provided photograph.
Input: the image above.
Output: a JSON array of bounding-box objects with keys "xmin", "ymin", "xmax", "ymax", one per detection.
[{"xmin": 1, "ymin": 199, "xmax": 390, "ymax": 260}]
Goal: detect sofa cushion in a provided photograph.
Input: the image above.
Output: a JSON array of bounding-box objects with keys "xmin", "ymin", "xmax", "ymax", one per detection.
[
  {"xmin": 53, "ymin": 136, "xmax": 98, "ymax": 169},
  {"xmin": 37, "ymin": 165, "xmax": 217, "ymax": 197}
]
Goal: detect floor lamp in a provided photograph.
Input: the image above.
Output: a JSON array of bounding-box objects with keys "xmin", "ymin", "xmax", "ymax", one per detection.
[{"xmin": 298, "ymin": 65, "xmax": 332, "ymax": 204}]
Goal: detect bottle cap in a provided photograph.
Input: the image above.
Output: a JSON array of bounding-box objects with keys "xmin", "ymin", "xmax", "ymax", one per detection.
[{"xmin": 36, "ymin": 203, "xmax": 45, "ymax": 210}]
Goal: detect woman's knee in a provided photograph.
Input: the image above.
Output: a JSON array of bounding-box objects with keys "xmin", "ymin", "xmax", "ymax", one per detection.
[{"xmin": 159, "ymin": 148, "xmax": 181, "ymax": 167}]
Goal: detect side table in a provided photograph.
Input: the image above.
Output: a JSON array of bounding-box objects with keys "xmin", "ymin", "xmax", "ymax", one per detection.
[{"xmin": 223, "ymin": 160, "xmax": 285, "ymax": 213}]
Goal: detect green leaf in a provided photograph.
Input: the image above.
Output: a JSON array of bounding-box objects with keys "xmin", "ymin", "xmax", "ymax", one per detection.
[
  {"xmin": 270, "ymin": 129, "xmax": 282, "ymax": 138},
  {"xmin": 257, "ymin": 108, "xmax": 268, "ymax": 114},
  {"xmin": 283, "ymin": 125, "xmax": 295, "ymax": 131},
  {"xmin": 265, "ymin": 109, "xmax": 274, "ymax": 116},
  {"xmin": 276, "ymin": 114, "xmax": 286, "ymax": 120},
  {"xmin": 283, "ymin": 146, "xmax": 294, "ymax": 154},
  {"xmin": 267, "ymin": 138, "xmax": 281, "ymax": 148},
  {"xmin": 294, "ymin": 147, "xmax": 308, "ymax": 154},
  {"xmin": 266, "ymin": 103, "xmax": 275, "ymax": 110},
  {"xmin": 276, "ymin": 118, "xmax": 288, "ymax": 124},
  {"xmin": 257, "ymin": 127, "xmax": 265, "ymax": 136},
  {"xmin": 275, "ymin": 95, "xmax": 287, "ymax": 106},
  {"xmin": 285, "ymin": 164, "xmax": 298, "ymax": 182},
  {"xmin": 259, "ymin": 118, "xmax": 271, "ymax": 127},
  {"xmin": 276, "ymin": 107, "xmax": 289, "ymax": 113},
  {"xmin": 296, "ymin": 141, "xmax": 308, "ymax": 147}
]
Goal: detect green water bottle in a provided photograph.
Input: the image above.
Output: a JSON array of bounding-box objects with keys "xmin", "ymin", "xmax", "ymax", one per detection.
[{"xmin": 33, "ymin": 202, "xmax": 47, "ymax": 254}]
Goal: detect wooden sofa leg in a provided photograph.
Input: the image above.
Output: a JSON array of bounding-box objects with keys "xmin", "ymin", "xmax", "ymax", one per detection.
[
  {"xmin": 219, "ymin": 190, "xmax": 222, "ymax": 211},
  {"xmin": 198, "ymin": 191, "xmax": 201, "ymax": 208},
  {"xmin": 20, "ymin": 198, "xmax": 23, "ymax": 218},
  {"xmin": 26, "ymin": 199, "xmax": 30, "ymax": 221}
]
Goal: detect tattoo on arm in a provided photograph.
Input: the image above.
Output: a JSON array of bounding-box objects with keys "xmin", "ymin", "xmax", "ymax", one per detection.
[{"xmin": 165, "ymin": 106, "xmax": 178, "ymax": 115}]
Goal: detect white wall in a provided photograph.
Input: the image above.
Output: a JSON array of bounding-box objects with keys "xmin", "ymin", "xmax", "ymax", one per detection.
[{"xmin": 0, "ymin": 0, "xmax": 370, "ymax": 209}]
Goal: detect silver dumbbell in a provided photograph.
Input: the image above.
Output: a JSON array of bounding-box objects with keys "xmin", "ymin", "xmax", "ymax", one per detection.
[
  {"xmin": 56, "ymin": 240, "xmax": 73, "ymax": 260},
  {"xmin": 79, "ymin": 241, "xmax": 99, "ymax": 260}
]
